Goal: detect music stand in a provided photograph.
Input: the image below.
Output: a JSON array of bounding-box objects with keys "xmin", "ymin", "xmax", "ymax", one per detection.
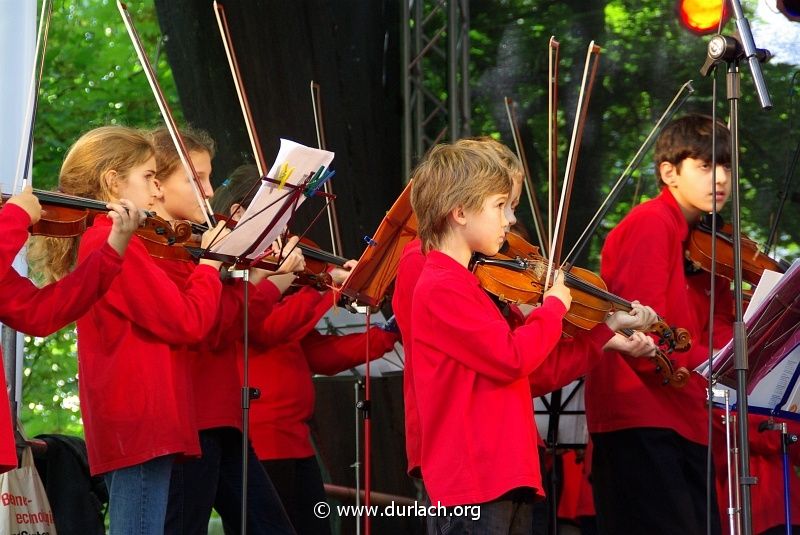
[
  {"xmin": 704, "ymin": 260, "xmax": 800, "ymax": 418},
  {"xmin": 200, "ymin": 138, "xmax": 336, "ymax": 534},
  {"xmin": 331, "ymin": 180, "xmax": 415, "ymax": 534}
]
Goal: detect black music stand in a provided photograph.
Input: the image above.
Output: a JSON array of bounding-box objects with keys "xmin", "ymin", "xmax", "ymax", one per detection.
[{"xmin": 198, "ymin": 141, "xmax": 335, "ymax": 535}]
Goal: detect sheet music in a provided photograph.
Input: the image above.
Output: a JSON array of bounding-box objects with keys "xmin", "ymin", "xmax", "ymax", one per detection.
[
  {"xmin": 699, "ymin": 261, "xmax": 800, "ymax": 379},
  {"xmin": 743, "ymin": 269, "xmax": 783, "ymax": 322},
  {"xmin": 210, "ymin": 139, "xmax": 334, "ymax": 260},
  {"xmin": 703, "ymin": 260, "xmax": 800, "ymax": 421},
  {"xmin": 533, "ymin": 380, "xmax": 588, "ymax": 446}
]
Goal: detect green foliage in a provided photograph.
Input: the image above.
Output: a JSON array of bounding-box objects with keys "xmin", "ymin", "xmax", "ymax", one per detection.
[
  {"xmin": 34, "ymin": 0, "xmax": 181, "ymax": 190},
  {"xmin": 21, "ymin": 0, "xmax": 180, "ymax": 437},
  {"xmin": 21, "ymin": 328, "xmax": 82, "ymax": 437}
]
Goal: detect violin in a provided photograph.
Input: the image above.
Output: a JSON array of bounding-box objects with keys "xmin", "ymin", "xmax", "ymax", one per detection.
[
  {"xmin": 686, "ymin": 214, "xmax": 786, "ymax": 285},
  {"xmin": 1, "ymin": 188, "xmax": 180, "ymax": 245},
  {"xmin": 155, "ymin": 217, "xmax": 348, "ymax": 289},
  {"xmin": 473, "ymin": 232, "xmax": 691, "ymax": 387}
]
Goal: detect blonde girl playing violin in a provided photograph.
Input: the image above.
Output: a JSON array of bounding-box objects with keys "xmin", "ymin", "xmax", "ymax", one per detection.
[{"xmin": 33, "ymin": 125, "xmax": 225, "ymax": 535}]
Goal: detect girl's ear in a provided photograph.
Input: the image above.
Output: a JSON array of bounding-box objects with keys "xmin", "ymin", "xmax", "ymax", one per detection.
[
  {"xmin": 151, "ymin": 178, "xmax": 165, "ymax": 200},
  {"xmin": 659, "ymin": 161, "xmax": 678, "ymax": 187},
  {"xmin": 102, "ymin": 169, "xmax": 120, "ymax": 195}
]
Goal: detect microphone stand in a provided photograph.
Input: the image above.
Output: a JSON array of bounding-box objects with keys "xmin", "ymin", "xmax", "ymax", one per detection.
[{"xmin": 700, "ymin": 2, "xmax": 772, "ymax": 532}]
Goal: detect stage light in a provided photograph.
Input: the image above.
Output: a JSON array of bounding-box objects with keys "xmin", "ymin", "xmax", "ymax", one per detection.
[
  {"xmin": 777, "ymin": 0, "xmax": 800, "ymax": 22},
  {"xmin": 676, "ymin": 0, "xmax": 730, "ymax": 35}
]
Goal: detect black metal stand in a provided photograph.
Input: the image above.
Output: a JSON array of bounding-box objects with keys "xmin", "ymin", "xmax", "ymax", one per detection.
[
  {"xmin": 230, "ymin": 268, "xmax": 260, "ymax": 535},
  {"xmin": 536, "ymin": 380, "xmax": 587, "ymax": 535},
  {"xmin": 699, "ymin": 2, "xmax": 773, "ymax": 530}
]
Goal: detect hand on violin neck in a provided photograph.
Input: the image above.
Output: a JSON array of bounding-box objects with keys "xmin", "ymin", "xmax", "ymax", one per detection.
[
  {"xmin": 604, "ymin": 302, "xmax": 659, "ymax": 332},
  {"xmin": 197, "ymin": 221, "xmax": 230, "ymax": 271},
  {"xmin": 105, "ymin": 199, "xmax": 143, "ymax": 256},
  {"xmin": 274, "ymin": 239, "xmax": 305, "ymax": 275},
  {"xmin": 604, "ymin": 331, "xmax": 657, "ymax": 358},
  {"xmin": 543, "ymin": 270, "xmax": 572, "ymax": 309},
  {"xmin": 6, "ymin": 185, "xmax": 42, "ymax": 225},
  {"xmin": 329, "ymin": 259, "xmax": 358, "ymax": 286}
]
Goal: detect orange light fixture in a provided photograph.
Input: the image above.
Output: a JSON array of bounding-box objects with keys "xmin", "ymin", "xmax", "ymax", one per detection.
[{"xmin": 676, "ymin": 0, "xmax": 730, "ymax": 35}]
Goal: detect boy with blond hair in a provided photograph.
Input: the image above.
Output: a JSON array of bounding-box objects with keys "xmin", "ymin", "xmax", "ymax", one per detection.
[{"xmin": 409, "ymin": 141, "xmax": 572, "ymax": 533}]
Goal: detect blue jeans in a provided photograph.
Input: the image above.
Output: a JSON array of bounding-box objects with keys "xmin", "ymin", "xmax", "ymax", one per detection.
[
  {"xmin": 165, "ymin": 427, "xmax": 293, "ymax": 535},
  {"xmin": 104, "ymin": 455, "xmax": 174, "ymax": 535},
  {"xmin": 426, "ymin": 488, "xmax": 534, "ymax": 535}
]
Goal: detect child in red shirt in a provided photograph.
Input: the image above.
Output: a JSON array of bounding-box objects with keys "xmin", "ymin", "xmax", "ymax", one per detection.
[
  {"xmin": 395, "ymin": 138, "xmax": 657, "ymax": 483},
  {"xmin": 408, "ymin": 139, "xmax": 573, "ymax": 532},
  {"xmin": 1, "ymin": 186, "xmax": 139, "ymax": 472},
  {"xmin": 586, "ymin": 114, "xmax": 735, "ymax": 535},
  {"xmin": 147, "ymin": 132, "xmax": 296, "ymax": 534},
  {"xmin": 38, "ymin": 126, "xmax": 226, "ymax": 534},
  {"xmin": 213, "ymin": 164, "xmax": 399, "ymax": 535}
]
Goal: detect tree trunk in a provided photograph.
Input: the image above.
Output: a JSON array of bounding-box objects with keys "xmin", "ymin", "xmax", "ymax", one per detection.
[{"xmin": 153, "ymin": 0, "xmax": 403, "ymax": 258}]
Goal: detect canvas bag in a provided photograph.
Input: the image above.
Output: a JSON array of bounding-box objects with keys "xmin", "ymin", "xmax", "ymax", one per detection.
[{"xmin": 0, "ymin": 447, "xmax": 57, "ymax": 535}]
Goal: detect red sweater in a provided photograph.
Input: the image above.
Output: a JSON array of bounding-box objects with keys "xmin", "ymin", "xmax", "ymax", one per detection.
[
  {"xmin": 586, "ymin": 188, "xmax": 734, "ymax": 445},
  {"xmin": 0, "ymin": 204, "xmax": 124, "ymax": 472},
  {"xmin": 411, "ymin": 250, "xmax": 567, "ymax": 506},
  {"xmin": 713, "ymin": 411, "xmax": 800, "ymax": 534},
  {"xmin": 76, "ymin": 216, "xmax": 222, "ymax": 475},
  {"xmin": 155, "ymin": 258, "xmax": 282, "ymax": 432},
  {"xmin": 394, "ymin": 239, "xmax": 613, "ymax": 476},
  {"xmin": 245, "ymin": 287, "xmax": 397, "ymax": 459}
]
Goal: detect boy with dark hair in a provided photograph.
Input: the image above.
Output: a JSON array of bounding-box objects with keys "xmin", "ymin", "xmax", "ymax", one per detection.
[{"xmin": 586, "ymin": 113, "xmax": 734, "ymax": 535}]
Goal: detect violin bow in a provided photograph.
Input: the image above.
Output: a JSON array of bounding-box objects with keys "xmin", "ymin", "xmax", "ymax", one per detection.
[
  {"xmin": 562, "ymin": 80, "xmax": 695, "ymax": 268},
  {"xmin": 212, "ymin": 0, "xmax": 267, "ymax": 176},
  {"xmin": 546, "ymin": 41, "xmax": 601, "ymax": 288},
  {"xmin": 311, "ymin": 80, "xmax": 345, "ymax": 257},
  {"xmin": 548, "ymin": 36, "xmax": 560, "ymax": 249},
  {"xmin": 212, "ymin": 1, "xmax": 334, "ymax": 268},
  {"xmin": 117, "ymin": 1, "xmax": 215, "ymax": 230},
  {"xmin": 503, "ymin": 97, "xmax": 547, "ymax": 252},
  {"xmin": 13, "ymin": 0, "xmax": 53, "ymax": 195}
]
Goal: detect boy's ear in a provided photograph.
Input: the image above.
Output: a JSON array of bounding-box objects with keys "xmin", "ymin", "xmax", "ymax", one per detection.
[
  {"xmin": 229, "ymin": 202, "xmax": 244, "ymax": 221},
  {"xmin": 450, "ymin": 205, "xmax": 468, "ymax": 226},
  {"xmin": 659, "ymin": 161, "xmax": 678, "ymax": 187}
]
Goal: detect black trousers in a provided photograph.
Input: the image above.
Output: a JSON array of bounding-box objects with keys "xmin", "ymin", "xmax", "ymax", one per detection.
[
  {"xmin": 262, "ymin": 456, "xmax": 332, "ymax": 535},
  {"xmin": 591, "ymin": 428, "xmax": 722, "ymax": 535},
  {"xmin": 164, "ymin": 427, "xmax": 294, "ymax": 535}
]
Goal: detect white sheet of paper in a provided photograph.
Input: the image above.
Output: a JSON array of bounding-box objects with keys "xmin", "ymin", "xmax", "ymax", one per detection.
[
  {"xmin": 699, "ymin": 268, "xmax": 787, "ymax": 378},
  {"xmin": 210, "ymin": 139, "xmax": 334, "ymax": 260}
]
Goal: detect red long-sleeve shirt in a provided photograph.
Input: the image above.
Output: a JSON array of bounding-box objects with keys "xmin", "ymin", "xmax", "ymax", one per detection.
[
  {"xmin": 0, "ymin": 204, "xmax": 124, "ymax": 472},
  {"xmin": 155, "ymin": 257, "xmax": 282, "ymax": 432},
  {"xmin": 394, "ymin": 239, "xmax": 613, "ymax": 476},
  {"xmin": 245, "ymin": 288, "xmax": 397, "ymax": 459},
  {"xmin": 411, "ymin": 250, "xmax": 567, "ymax": 506},
  {"xmin": 76, "ymin": 215, "xmax": 222, "ymax": 475},
  {"xmin": 586, "ymin": 188, "xmax": 734, "ymax": 445}
]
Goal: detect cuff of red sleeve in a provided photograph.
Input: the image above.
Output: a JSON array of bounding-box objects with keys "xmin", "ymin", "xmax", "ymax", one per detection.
[
  {"xmin": 254, "ymin": 277, "xmax": 283, "ymax": 304},
  {"xmin": 98, "ymin": 241, "xmax": 125, "ymax": 265},
  {"xmin": 2, "ymin": 202, "xmax": 32, "ymax": 227},
  {"xmin": 587, "ymin": 322, "xmax": 615, "ymax": 346},
  {"xmin": 539, "ymin": 295, "xmax": 568, "ymax": 317}
]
